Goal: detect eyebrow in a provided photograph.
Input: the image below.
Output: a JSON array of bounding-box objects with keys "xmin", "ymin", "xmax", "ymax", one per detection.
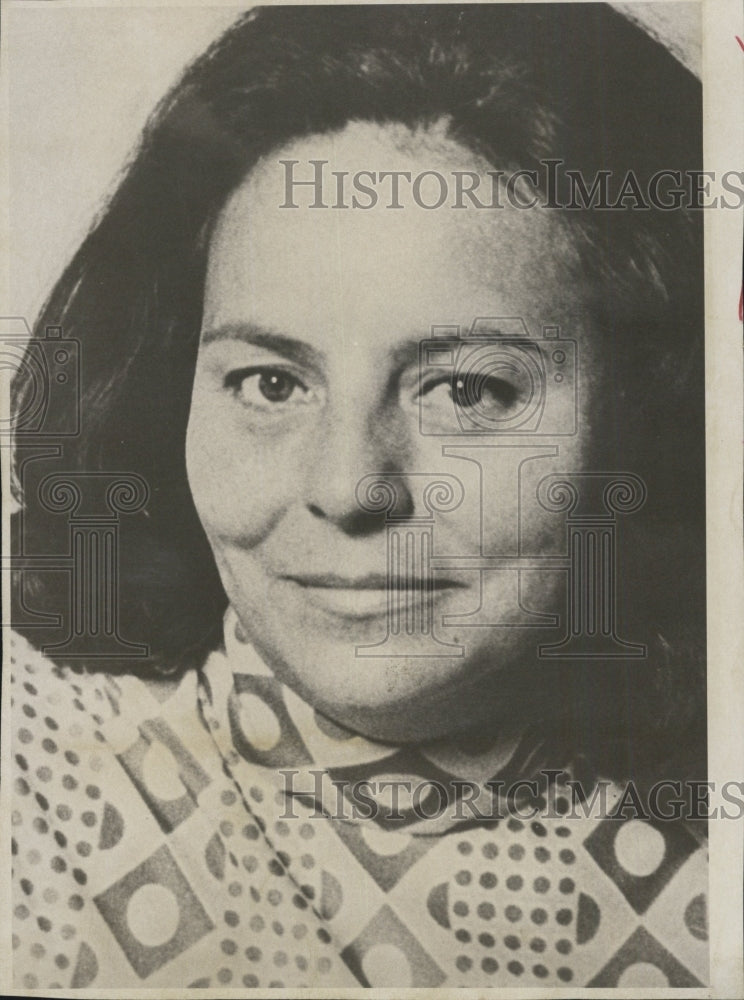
[
  {"xmin": 200, "ymin": 323, "xmax": 325, "ymax": 369},
  {"xmin": 200, "ymin": 322, "xmax": 540, "ymax": 372},
  {"xmin": 461, "ymin": 324, "xmax": 545, "ymax": 354},
  {"xmin": 420, "ymin": 327, "xmax": 545, "ymax": 359},
  {"xmin": 201, "ymin": 321, "xmax": 426, "ymax": 370}
]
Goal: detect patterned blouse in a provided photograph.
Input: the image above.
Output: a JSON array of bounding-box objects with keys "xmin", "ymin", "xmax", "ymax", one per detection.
[{"xmin": 9, "ymin": 616, "xmax": 708, "ymax": 989}]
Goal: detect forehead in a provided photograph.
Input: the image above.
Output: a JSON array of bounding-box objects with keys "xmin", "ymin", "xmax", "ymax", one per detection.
[{"xmin": 203, "ymin": 121, "xmax": 584, "ymax": 344}]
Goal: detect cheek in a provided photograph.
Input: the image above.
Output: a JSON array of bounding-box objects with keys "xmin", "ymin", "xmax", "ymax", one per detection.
[{"xmin": 185, "ymin": 391, "xmax": 292, "ymax": 547}]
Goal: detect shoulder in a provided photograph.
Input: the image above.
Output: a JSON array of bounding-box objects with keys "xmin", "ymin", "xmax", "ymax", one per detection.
[
  {"xmin": 10, "ymin": 630, "xmax": 120, "ymax": 737},
  {"xmin": 8, "ymin": 634, "xmax": 121, "ymax": 986},
  {"xmin": 7, "ymin": 632, "xmax": 204, "ymax": 988},
  {"xmin": 8, "ymin": 630, "xmax": 193, "ymax": 737},
  {"xmin": 8, "ymin": 630, "xmax": 204, "ymax": 801}
]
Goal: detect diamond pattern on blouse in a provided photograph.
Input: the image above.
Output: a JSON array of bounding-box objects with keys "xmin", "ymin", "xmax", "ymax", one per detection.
[{"xmin": 10, "ymin": 626, "xmax": 708, "ymax": 988}]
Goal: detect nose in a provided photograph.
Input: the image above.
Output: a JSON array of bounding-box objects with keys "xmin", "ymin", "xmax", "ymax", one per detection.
[{"xmin": 305, "ymin": 402, "xmax": 413, "ymax": 535}]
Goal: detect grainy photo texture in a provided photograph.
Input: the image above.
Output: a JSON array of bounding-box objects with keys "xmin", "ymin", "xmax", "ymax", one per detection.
[{"xmin": 4, "ymin": 2, "xmax": 713, "ymax": 991}]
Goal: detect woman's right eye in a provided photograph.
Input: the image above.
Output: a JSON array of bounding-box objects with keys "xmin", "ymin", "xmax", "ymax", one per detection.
[{"xmin": 224, "ymin": 367, "xmax": 315, "ymax": 410}]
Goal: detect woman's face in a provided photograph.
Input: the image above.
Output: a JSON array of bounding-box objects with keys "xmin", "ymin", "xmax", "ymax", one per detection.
[{"xmin": 186, "ymin": 121, "xmax": 596, "ymax": 742}]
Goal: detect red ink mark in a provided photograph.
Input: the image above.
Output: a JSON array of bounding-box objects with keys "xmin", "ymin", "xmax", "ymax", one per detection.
[
  {"xmin": 739, "ymin": 284, "xmax": 743, "ymax": 323},
  {"xmin": 737, "ymin": 36, "xmax": 744, "ymax": 52}
]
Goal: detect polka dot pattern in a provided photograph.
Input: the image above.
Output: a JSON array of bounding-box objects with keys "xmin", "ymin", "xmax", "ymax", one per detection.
[
  {"xmin": 428, "ymin": 804, "xmax": 705, "ymax": 989},
  {"xmin": 10, "ymin": 628, "xmax": 708, "ymax": 989}
]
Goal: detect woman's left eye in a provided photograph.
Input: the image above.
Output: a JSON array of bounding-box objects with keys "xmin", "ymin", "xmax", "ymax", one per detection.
[
  {"xmin": 451, "ymin": 372, "xmax": 520, "ymax": 411},
  {"xmin": 416, "ymin": 370, "xmax": 521, "ymax": 418},
  {"xmin": 224, "ymin": 367, "xmax": 313, "ymax": 408}
]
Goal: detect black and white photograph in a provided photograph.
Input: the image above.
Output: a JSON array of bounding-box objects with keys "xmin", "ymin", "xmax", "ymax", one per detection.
[{"xmin": 1, "ymin": 0, "xmax": 742, "ymax": 993}]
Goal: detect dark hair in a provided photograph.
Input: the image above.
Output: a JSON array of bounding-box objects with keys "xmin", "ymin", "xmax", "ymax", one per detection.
[{"xmin": 12, "ymin": 4, "xmax": 705, "ymax": 788}]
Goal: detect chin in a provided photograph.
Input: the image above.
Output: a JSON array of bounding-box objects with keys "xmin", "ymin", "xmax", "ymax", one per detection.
[{"xmin": 249, "ymin": 627, "xmax": 511, "ymax": 743}]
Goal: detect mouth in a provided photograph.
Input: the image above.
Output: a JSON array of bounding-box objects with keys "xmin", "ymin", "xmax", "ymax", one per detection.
[{"xmin": 280, "ymin": 572, "xmax": 467, "ymax": 620}]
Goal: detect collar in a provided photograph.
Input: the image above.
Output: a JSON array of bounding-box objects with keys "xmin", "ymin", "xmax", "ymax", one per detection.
[{"xmin": 197, "ymin": 607, "xmax": 537, "ymax": 834}]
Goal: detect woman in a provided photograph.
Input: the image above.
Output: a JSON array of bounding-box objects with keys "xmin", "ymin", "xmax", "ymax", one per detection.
[{"xmin": 9, "ymin": 3, "xmax": 707, "ymax": 988}]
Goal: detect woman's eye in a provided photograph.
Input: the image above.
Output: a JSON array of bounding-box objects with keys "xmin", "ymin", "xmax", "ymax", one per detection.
[
  {"xmin": 413, "ymin": 362, "xmax": 527, "ymax": 433},
  {"xmin": 451, "ymin": 373, "xmax": 519, "ymax": 411},
  {"xmin": 225, "ymin": 368, "xmax": 313, "ymax": 409},
  {"xmin": 420, "ymin": 372, "xmax": 520, "ymax": 413}
]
